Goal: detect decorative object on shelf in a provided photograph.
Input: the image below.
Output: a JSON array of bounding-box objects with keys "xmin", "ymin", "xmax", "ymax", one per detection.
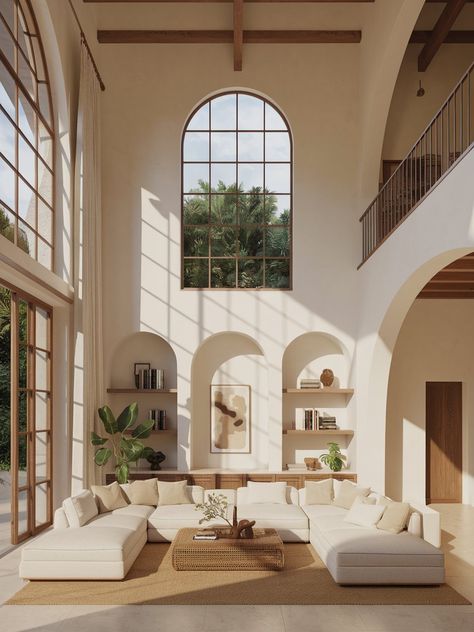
[
  {"xmin": 320, "ymin": 369, "xmax": 335, "ymax": 387},
  {"xmin": 318, "ymin": 414, "xmax": 338, "ymax": 431},
  {"xmin": 210, "ymin": 384, "xmax": 251, "ymax": 454},
  {"xmin": 134, "ymin": 362, "xmax": 150, "ymax": 389},
  {"xmin": 146, "ymin": 449, "xmax": 166, "ymax": 471},
  {"xmin": 300, "ymin": 378, "xmax": 321, "ymax": 389},
  {"xmin": 195, "ymin": 492, "xmax": 255, "ymax": 539},
  {"xmin": 91, "ymin": 402, "xmax": 155, "ymax": 483},
  {"xmin": 304, "ymin": 457, "xmax": 320, "ymax": 471},
  {"xmin": 319, "ymin": 442, "xmax": 346, "ymax": 472}
]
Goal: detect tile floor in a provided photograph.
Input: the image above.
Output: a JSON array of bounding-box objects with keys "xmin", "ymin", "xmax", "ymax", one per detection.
[{"xmin": 0, "ymin": 503, "xmax": 472, "ymax": 632}]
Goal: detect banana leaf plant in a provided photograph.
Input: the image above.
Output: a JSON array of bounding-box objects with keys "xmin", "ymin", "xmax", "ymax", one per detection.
[{"xmin": 91, "ymin": 403, "xmax": 155, "ymax": 483}]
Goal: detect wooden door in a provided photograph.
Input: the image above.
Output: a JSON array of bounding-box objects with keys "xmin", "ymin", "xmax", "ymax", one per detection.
[{"xmin": 426, "ymin": 382, "xmax": 462, "ymax": 503}]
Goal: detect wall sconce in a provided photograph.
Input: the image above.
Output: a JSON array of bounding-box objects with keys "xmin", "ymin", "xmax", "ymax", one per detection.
[{"xmin": 417, "ymin": 80, "xmax": 425, "ymax": 97}]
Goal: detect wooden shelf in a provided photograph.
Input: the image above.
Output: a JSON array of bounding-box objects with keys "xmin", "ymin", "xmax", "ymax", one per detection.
[
  {"xmin": 107, "ymin": 388, "xmax": 177, "ymax": 394},
  {"xmin": 283, "ymin": 388, "xmax": 354, "ymax": 395},
  {"xmin": 124, "ymin": 429, "xmax": 176, "ymax": 435},
  {"xmin": 283, "ymin": 429, "xmax": 354, "ymax": 436}
]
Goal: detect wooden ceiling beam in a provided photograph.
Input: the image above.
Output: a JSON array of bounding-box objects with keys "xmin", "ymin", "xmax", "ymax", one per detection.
[
  {"xmin": 418, "ymin": 0, "xmax": 468, "ymax": 72},
  {"xmin": 418, "ymin": 291, "xmax": 474, "ymax": 298},
  {"xmin": 234, "ymin": 0, "xmax": 243, "ymax": 71},
  {"xmin": 411, "ymin": 30, "xmax": 474, "ymax": 44},
  {"xmin": 423, "ymin": 282, "xmax": 474, "ymax": 291},
  {"xmin": 86, "ymin": 1, "xmax": 374, "ymax": 4},
  {"xmin": 97, "ymin": 29, "xmax": 362, "ymax": 44},
  {"xmin": 431, "ymin": 272, "xmax": 474, "ymax": 281}
]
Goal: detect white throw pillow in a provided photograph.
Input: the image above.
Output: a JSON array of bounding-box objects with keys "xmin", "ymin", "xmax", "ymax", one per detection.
[
  {"xmin": 128, "ymin": 478, "xmax": 159, "ymax": 506},
  {"xmin": 377, "ymin": 501, "xmax": 410, "ymax": 534},
  {"xmin": 157, "ymin": 480, "xmax": 192, "ymax": 506},
  {"xmin": 407, "ymin": 511, "xmax": 422, "ymax": 538},
  {"xmin": 352, "ymin": 495, "xmax": 376, "ymax": 506},
  {"xmin": 344, "ymin": 503, "xmax": 386, "ymax": 528},
  {"xmin": 91, "ymin": 481, "xmax": 128, "ymax": 513},
  {"xmin": 246, "ymin": 481, "xmax": 287, "ymax": 504},
  {"xmin": 62, "ymin": 490, "xmax": 98, "ymax": 527},
  {"xmin": 304, "ymin": 479, "xmax": 333, "ymax": 505},
  {"xmin": 333, "ymin": 479, "xmax": 371, "ymax": 509}
]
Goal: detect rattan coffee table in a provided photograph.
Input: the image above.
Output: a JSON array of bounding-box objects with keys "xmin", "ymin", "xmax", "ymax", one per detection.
[{"xmin": 171, "ymin": 528, "xmax": 285, "ymax": 571}]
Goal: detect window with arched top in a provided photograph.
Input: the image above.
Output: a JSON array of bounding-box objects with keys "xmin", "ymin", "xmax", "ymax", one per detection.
[
  {"xmin": 0, "ymin": 0, "xmax": 54, "ymax": 270},
  {"xmin": 182, "ymin": 92, "xmax": 292, "ymax": 289}
]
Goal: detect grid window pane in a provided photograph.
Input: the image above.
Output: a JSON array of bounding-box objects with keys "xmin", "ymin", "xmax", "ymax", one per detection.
[
  {"xmin": 183, "ymin": 93, "xmax": 291, "ymax": 289},
  {"xmin": 35, "ymin": 349, "xmax": 49, "ymax": 391},
  {"xmin": 18, "ymin": 179, "xmax": 35, "ymax": 224},
  {"xmin": 38, "ymin": 163, "xmax": 53, "ymax": 206},
  {"xmin": 35, "ymin": 391, "xmax": 50, "ymax": 430},
  {"xmin": 38, "ymin": 122, "xmax": 52, "ymax": 168},
  {"xmin": 0, "ymin": 203, "xmax": 15, "ymax": 241},
  {"xmin": 35, "ymin": 432, "xmax": 49, "ymax": 481},
  {"xmin": 0, "ymin": 156, "xmax": 15, "ymax": 209},
  {"xmin": 18, "ymin": 91, "xmax": 35, "ymax": 143},
  {"xmin": 0, "ymin": 64, "xmax": 16, "ymax": 117},
  {"xmin": 0, "ymin": 108, "xmax": 15, "ymax": 164},
  {"xmin": 19, "ymin": 135, "xmax": 36, "ymax": 186},
  {"xmin": 18, "ymin": 219, "xmax": 35, "ymax": 256},
  {"xmin": 18, "ymin": 489, "xmax": 28, "ymax": 535},
  {"xmin": 37, "ymin": 238, "xmax": 52, "ymax": 269},
  {"xmin": 0, "ymin": 18, "xmax": 15, "ymax": 66},
  {"xmin": 35, "ymin": 481, "xmax": 49, "ymax": 527},
  {"xmin": 38, "ymin": 199, "xmax": 52, "ymax": 243}
]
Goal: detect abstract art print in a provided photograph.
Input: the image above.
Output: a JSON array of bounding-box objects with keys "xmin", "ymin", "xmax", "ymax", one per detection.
[{"xmin": 210, "ymin": 384, "xmax": 251, "ymax": 453}]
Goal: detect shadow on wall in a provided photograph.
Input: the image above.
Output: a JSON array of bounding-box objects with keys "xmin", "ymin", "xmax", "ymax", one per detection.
[{"xmin": 190, "ymin": 331, "xmax": 269, "ymax": 470}]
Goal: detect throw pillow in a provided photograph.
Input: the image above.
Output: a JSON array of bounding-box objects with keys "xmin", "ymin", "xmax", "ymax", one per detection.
[
  {"xmin": 377, "ymin": 501, "xmax": 410, "ymax": 534},
  {"xmin": 62, "ymin": 489, "xmax": 98, "ymax": 527},
  {"xmin": 157, "ymin": 480, "xmax": 192, "ymax": 506},
  {"xmin": 352, "ymin": 495, "xmax": 376, "ymax": 506},
  {"xmin": 91, "ymin": 481, "xmax": 128, "ymax": 513},
  {"xmin": 333, "ymin": 479, "xmax": 371, "ymax": 509},
  {"xmin": 344, "ymin": 503, "xmax": 386, "ymax": 528},
  {"xmin": 246, "ymin": 481, "xmax": 288, "ymax": 504},
  {"xmin": 376, "ymin": 495, "xmax": 393, "ymax": 507},
  {"xmin": 407, "ymin": 511, "xmax": 422, "ymax": 538},
  {"xmin": 304, "ymin": 479, "xmax": 333, "ymax": 505},
  {"xmin": 128, "ymin": 478, "xmax": 159, "ymax": 506}
]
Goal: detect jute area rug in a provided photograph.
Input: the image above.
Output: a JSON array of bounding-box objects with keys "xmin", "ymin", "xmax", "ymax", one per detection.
[{"xmin": 8, "ymin": 543, "xmax": 469, "ymax": 606}]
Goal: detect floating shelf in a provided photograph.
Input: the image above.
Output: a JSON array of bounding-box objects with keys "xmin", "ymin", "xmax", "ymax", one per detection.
[
  {"xmin": 283, "ymin": 429, "xmax": 354, "ymax": 436},
  {"xmin": 283, "ymin": 388, "xmax": 354, "ymax": 395},
  {"xmin": 107, "ymin": 388, "xmax": 177, "ymax": 394},
  {"xmin": 124, "ymin": 429, "xmax": 177, "ymax": 435}
]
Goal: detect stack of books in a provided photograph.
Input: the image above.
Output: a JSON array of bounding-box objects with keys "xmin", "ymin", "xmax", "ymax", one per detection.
[
  {"xmin": 295, "ymin": 408, "xmax": 319, "ymax": 430},
  {"xmin": 137, "ymin": 368, "xmax": 165, "ymax": 390},
  {"xmin": 286, "ymin": 463, "xmax": 306, "ymax": 471},
  {"xmin": 148, "ymin": 409, "xmax": 167, "ymax": 430},
  {"xmin": 193, "ymin": 530, "xmax": 218, "ymax": 541},
  {"xmin": 318, "ymin": 415, "xmax": 338, "ymax": 430},
  {"xmin": 300, "ymin": 378, "xmax": 321, "ymax": 389}
]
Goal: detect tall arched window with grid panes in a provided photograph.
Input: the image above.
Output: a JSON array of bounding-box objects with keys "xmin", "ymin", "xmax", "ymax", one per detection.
[
  {"xmin": 182, "ymin": 92, "xmax": 292, "ymax": 289},
  {"xmin": 0, "ymin": 0, "xmax": 54, "ymax": 269}
]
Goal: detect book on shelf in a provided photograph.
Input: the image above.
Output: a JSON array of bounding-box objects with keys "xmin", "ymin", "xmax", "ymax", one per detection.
[
  {"xmin": 295, "ymin": 408, "xmax": 319, "ymax": 431},
  {"xmin": 139, "ymin": 368, "xmax": 165, "ymax": 390},
  {"xmin": 286, "ymin": 463, "xmax": 306, "ymax": 470},
  {"xmin": 299, "ymin": 379, "xmax": 321, "ymax": 389},
  {"xmin": 148, "ymin": 409, "xmax": 167, "ymax": 430}
]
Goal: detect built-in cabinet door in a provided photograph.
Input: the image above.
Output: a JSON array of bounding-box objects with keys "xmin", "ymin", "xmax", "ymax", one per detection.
[{"xmin": 426, "ymin": 381, "xmax": 462, "ymax": 504}]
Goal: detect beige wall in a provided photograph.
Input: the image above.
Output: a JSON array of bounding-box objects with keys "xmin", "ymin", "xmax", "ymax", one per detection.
[{"xmin": 386, "ymin": 299, "xmax": 474, "ymax": 505}]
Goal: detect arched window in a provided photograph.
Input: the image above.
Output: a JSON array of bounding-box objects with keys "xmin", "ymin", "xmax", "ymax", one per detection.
[
  {"xmin": 0, "ymin": 0, "xmax": 54, "ymax": 269},
  {"xmin": 182, "ymin": 92, "xmax": 292, "ymax": 289}
]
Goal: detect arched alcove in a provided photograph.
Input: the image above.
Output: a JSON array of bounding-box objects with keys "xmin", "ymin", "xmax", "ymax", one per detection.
[
  {"xmin": 281, "ymin": 332, "xmax": 353, "ymax": 470},
  {"xmin": 109, "ymin": 332, "xmax": 178, "ymax": 468},
  {"xmin": 191, "ymin": 332, "xmax": 268, "ymax": 469}
]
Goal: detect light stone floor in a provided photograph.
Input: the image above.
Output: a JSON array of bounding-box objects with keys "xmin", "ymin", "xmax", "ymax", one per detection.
[{"xmin": 0, "ymin": 503, "xmax": 472, "ymax": 632}]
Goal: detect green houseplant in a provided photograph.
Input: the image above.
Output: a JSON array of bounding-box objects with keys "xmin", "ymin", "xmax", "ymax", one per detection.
[
  {"xmin": 91, "ymin": 403, "xmax": 155, "ymax": 483},
  {"xmin": 319, "ymin": 442, "xmax": 346, "ymax": 472}
]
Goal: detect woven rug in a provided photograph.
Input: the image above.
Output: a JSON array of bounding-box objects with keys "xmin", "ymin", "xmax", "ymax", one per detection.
[{"xmin": 7, "ymin": 543, "xmax": 469, "ymax": 606}]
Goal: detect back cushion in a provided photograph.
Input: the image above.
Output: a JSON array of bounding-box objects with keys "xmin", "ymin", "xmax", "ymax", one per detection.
[
  {"xmin": 333, "ymin": 480, "xmax": 371, "ymax": 510},
  {"xmin": 246, "ymin": 481, "xmax": 288, "ymax": 504},
  {"xmin": 62, "ymin": 490, "xmax": 98, "ymax": 527},
  {"xmin": 157, "ymin": 480, "xmax": 193, "ymax": 506},
  {"xmin": 128, "ymin": 478, "xmax": 159, "ymax": 506},
  {"xmin": 304, "ymin": 479, "xmax": 333, "ymax": 505},
  {"xmin": 91, "ymin": 481, "xmax": 128, "ymax": 513}
]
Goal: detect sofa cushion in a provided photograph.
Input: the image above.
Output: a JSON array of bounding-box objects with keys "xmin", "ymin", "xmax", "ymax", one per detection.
[
  {"xmin": 377, "ymin": 501, "xmax": 410, "ymax": 534},
  {"xmin": 111, "ymin": 504, "xmax": 155, "ymax": 520},
  {"xmin": 246, "ymin": 481, "xmax": 288, "ymax": 504},
  {"xmin": 128, "ymin": 478, "xmax": 159, "ymax": 506},
  {"xmin": 91, "ymin": 481, "xmax": 128, "ymax": 513},
  {"xmin": 238, "ymin": 503, "xmax": 308, "ymax": 530},
  {"xmin": 157, "ymin": 480, "xmax": 192, "ymax": 506},
  {"xmin": 344, "ymin": 502, "xmax": 386, "ymax": 528},
  {"xmin": 322, "ymin": 529, "xmax": 444, "ymax": 568},
  {"xmin": 86, "ymin": 513, "xmax": 146, "ymax": 533},
  {"xmin": 62, "ymin": 490, "xmax": 98, "ymax": 527},
  {"xmin": 333, "ymin": 480, "xmax": 370, "ymax": 510},
  {"xmin": 148, "ymin": 503, "xmax": 208, "ymax": 529},
  {"xmin": 301, "ymin": 504, "xmax": 347, "ymax": 522},
  {"xmin": 305, "ymin": 479, "xmax": 333, "ymax": 505}
]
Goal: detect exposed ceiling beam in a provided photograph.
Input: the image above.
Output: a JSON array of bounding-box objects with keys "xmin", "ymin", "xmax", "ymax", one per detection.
[
  {"xmin": 234, "ymin": 0, "xmax": 243, "ymax": 71},
  {"xmin": 418, "ymin": 0, "xmax": 468, "ymax": 72},
  {"xmin": 418, "ymin": 291, "xmax": 474, "ymax": 298},
  {"xmin": 86, "ymin": 0, "xmax": 374, "ymax": 3},
  {"xmin": 97, "ymin": 29, "xmax": 362, "ymax": 44},
  {"xmin": 411, "ymin": 30, "xmax": 474, "ymax": 44}
]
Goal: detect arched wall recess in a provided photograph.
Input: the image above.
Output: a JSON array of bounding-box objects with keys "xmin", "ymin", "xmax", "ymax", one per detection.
[
  {"xmin": 109, "ymin": 332, "xmax": 178, "ymax": 468},
  {"xmin": 191, "ymin": 331, "xmax": 268, "ymax": 470}
]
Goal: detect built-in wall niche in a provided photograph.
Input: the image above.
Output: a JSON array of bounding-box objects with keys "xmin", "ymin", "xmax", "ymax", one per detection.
[
  {"xmin": 191, "ymin": 332, "xmax": 268, "ymax": 470},
  {"xmin": 281, "ymin": 332, "xmax": 354, "ymax": 470},
  {"xmin": 107, "ymin": 332, "xmax": 178, "ymax": 469}
]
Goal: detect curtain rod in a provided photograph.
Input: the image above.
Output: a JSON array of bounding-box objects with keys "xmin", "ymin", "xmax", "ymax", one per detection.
[{"xmin": 66, "ymin": 0, "xmax": 106, "ymax": 91}]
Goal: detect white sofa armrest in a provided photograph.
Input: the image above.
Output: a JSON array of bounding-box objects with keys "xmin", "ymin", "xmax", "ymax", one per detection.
[
  {"xmin": 53, "ymin": 507, "xmax": 69, "ymax": 529},
  {"xmin": 408, "ymin": 502, "xmax": 441, "ymax": 548}
]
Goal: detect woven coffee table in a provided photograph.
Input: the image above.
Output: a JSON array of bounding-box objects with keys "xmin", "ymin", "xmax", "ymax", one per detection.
[{"xmin": 171, "ymin": 528, "xmax": 285, "ymax": 571}]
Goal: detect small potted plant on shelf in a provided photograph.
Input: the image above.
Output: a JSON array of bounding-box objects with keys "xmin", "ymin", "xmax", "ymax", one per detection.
[
  {"xmin": 319, "ymin": 442, "xmax": 346, "ymax": 472},
  {"xmin": 91, "ymin": 402, "xmax": 155, "ymax": 483}
]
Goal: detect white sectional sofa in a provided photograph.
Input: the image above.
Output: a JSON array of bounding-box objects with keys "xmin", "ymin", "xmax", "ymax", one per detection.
[{"xmin": 19, "ymin": 479, "xmax": 445, "ymax": 585}]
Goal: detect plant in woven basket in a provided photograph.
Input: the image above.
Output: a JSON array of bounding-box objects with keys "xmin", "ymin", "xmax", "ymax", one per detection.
[
  {"xmin": 195, "ymin": 493, "xmax": 233, "ymax": 527},
  {"xmin": 91, "ymin": 403, "xmax": 155, "ymax": 483},
  {"xmin": 319, "ymin": 442, "xmax": 346, "ymax": 472}
]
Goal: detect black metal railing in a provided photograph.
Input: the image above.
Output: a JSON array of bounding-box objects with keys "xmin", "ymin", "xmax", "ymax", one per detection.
[{"xmin": 360, "ymin": 61, "xmax": 474, "ymax": 265}]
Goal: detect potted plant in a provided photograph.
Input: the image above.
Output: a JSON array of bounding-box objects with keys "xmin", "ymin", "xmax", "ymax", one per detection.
[
  {"xmin": 91, "ymin": 403, "xmax": 155, "ymax": 483},
  {"xmin": 319, "ymin": 442, "xmax": 346, "ymax": 472}
]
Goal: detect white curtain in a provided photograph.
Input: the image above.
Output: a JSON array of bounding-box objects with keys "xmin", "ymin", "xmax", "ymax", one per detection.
[{"xmin": 75, "ymin": 38, "xmax": 104, "ymax": 487}]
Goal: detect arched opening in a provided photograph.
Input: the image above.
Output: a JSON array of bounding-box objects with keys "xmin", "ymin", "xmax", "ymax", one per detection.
[{"xmin": 191, "ymin": 331, "xmax": 267, "ymax": 469}]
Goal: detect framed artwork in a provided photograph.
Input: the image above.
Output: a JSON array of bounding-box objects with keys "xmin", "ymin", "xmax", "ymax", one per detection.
[{"xmin": 210, "ymin": 384, "xmax": 251, "ymax": 454}]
